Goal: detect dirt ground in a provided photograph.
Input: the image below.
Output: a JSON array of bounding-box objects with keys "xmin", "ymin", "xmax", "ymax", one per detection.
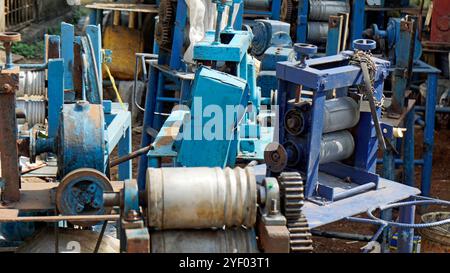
[
  {"xmin": 311, "ymin": 128, "xmax": 450, "ymax": 253},
  {"xmin": 109, "ymin": 127, "xmax": 450, "ymax": 253}
]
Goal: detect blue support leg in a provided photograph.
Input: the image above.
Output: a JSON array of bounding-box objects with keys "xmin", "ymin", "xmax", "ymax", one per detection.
[
  {"xmin": 47, "ymin": 59, "xmax": 65, "ymax": 138},
  {"xmin": 61, "ymin": 22, "xmax": 74, "ymax": 99},
  {"xmin": 296, "ymin": 0, "xmax": 309, "ymax": 43},
  {"xmin": 380, "ymin": 209, "xmax": 392, "ymax": 253},
  {"xmin": 404, "ymin": 107, "xmax": 415, "ymax": 187},
  {"xmin": 421, "ymin": 73, "xmax": 437, "ymax": 197},
  {"xmin": 351, "ymin": 0, "xmax": 365, "ymax": 45},
  {"xmin": 305, "ymin": 90, "xmax": 326, "ymax": 198},
  {"xmin": 118, "ymin": 124, "xmax": 132, "ymax": 180},
  {"xmin": 382, "ymin": 134, "xmax": 395, "ymax": 181},
  {"xmin": 397, "ymin": 203, "xmax": 416, "ymax": 253},
  {"xmin": 137, "ymin": 65, "xmax": 159, "ymax": 189}
]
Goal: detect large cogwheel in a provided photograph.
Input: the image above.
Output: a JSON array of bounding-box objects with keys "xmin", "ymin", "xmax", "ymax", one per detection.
[
  {"xmin": 281, "ymin": 0, "xmax": 294, "ymax": 23},
  {"xmin": 278, "ymin": 172, "xmax": 313, "ymax": 253}
]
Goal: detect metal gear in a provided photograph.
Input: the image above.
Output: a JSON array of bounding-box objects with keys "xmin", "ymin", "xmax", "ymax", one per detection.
[
  {"xmin": 155, "ymin": 0, "xmax": 174, "ymax": 48},
  {"xmin": 278, "ymin": 172, "xmax": 313, "ymax": 253},
  {"xmin": 281, "ymin": 0, "xmax": 294, "ymax": 22}
]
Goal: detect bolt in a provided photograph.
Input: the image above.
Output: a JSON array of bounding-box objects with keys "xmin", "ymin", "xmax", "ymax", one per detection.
[
  {"xmin": 269, "ymin": 198, "xmax": 279, "ymax": 215},
  {"xmin": 87, "ymin": 184, "xmax": 97, "ymax": 193},
  {"xmin": 76, "ymin": 203, "xmax": 85, "ymax": 213},
  {"xmin": 2, "ymin": 84, "xmax": 12, "ymax": 93},
  {"xmin": 125, "ymin": 210, "xmax": 140, "ymax": 222},
  {"xmin": 74, "ymin": 100, "xmax": 89, "ymax": 111},
  {"xmin": 91, "ymin": 199, "xmax": 101, "ymax": 209},
  {"xmin": 287, "ymin": 117, "xmax": 299, "ymax": 129},
  {"xmin": 271, "ymin": 152, "xmax": 280, "ymax": 162}
]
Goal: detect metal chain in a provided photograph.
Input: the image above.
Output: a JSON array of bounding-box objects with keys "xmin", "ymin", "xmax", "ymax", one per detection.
[{"xmin": 350, "ymin": 50, "xmax": 385, "ymax": 108}]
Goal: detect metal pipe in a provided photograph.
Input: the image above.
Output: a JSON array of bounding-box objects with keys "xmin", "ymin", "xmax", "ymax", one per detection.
[
  {"xmin": 333, "ymin": 182, "xmax": 376, "ymax": 201},
  {"xmin": 415, "ymin": 105, "xmax": 450, "ymax": 113},
  {"xmin": 0, "ymin": 214, "xmax": 120, "ymax": 223},
  {"xmin": 311, "ymin": 229, "xmax": 372, "ymax": 241},
  {"xmin": 110, "ymin": 145, "xmax": 153, "ymax": 167}
]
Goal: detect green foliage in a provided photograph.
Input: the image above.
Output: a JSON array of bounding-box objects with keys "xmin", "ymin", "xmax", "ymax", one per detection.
[
  {"xmin": 11, "ymin": 41, "xmax": 45, "ymax": 59},
  {"xmin": 72, "ymin": 7, "xmax": 91, "ymax": 25}
]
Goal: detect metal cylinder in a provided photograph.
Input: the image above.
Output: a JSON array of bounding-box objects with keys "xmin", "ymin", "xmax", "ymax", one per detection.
[
  {"xmin": 285, "ymin": 130, "xmax": 355, "ymax": 165},
  {"xmin": 307, "ymin": 22, "xmax": 328, "ymax": 43},
  {"xmin": 16, "ymin": 96, "xmax": 46, "ymax": 126},
  {"xmin": 244, "ymin": 0, "xmax": 271, "ymax": 10},
  {"xmin": 319, "ymin": 130, "xmax": 355, "ymax": 164},
  {"xmin": 150, "ymin": 229, "xmax": 259, "ymax": 253},
  {"xmin": 285, "ymin": 97, "xmax": 359, "ymax": 136},
  {"xmin": 146, "ymin": 167, "xmax": 257, "ymax": 229},
  {"xmin": 323, "ymin": 97, "xmax": 359, "ymax": 133},
  {"xmin": 18, "ymin": 70, "xmax": 46, "ymax": 97},
  {"xmin": 309, "ymin": 0, "xmax": 350, "ymax": 21}
]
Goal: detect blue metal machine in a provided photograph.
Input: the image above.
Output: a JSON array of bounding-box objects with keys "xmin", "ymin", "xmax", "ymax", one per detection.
[
  {"xmin": 295, "ymin": 0, "xmax": 350, "ymax": 45},
  {"xmin": 266, "ymin": 39, "xmax": 390, "ymax": 202},
  {"xmin": 365, "ymin": 16, "xmax": 441, "ymax": 198},
  {"xmin": 138, "ymin": 0, "xmax": 275, "ymax": 188},
  {"xmin": 261, "ymin": 39, "xmax": 432, "ymax": 253},
  {"xmin": 250, "ymin": 19, "xmax": 294, "ymax": 104},
  {"xmin": 0, "ymin": 23, "xmax": 132, "ymax": 241}
]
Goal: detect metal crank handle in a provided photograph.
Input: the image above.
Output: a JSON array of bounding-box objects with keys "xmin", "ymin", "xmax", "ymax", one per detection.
[{"xmin": 360, "ymin": 62, "xmax": 387, "ymax": 151}]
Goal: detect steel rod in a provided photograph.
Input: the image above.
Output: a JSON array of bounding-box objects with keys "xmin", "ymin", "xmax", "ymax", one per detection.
[
  {"xmin": 110, "ymin": 144, "xmax": 153, "ymax": 167},
  {"xmin": 0, "ymin": 214, "xmax": 120, "ymax": 223}
]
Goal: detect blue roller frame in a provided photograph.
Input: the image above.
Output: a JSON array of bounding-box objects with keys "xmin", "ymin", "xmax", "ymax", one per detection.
[{"xmin": 276, "ymin": 50, "xmax": 390, "ymax": 201}]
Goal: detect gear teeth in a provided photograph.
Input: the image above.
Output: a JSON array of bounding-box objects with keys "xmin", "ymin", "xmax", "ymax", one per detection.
[{"xmin": 279, "ymin": 172, "xmax": 313, "ymax": 253}]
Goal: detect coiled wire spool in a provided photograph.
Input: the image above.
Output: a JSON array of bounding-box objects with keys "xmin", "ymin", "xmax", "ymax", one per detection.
[
  {"xmin": 15, "ymin": 96, "xmax": 46, "ymax": 126},
  {"xmin": 146, "ymin": 167, "xmax": 257, "ymax": 229},
  {"xmin": 307, "ymin": 21, "xmax": 328, "ymax": 43},
  {"xmin": 150, "ymin": 229, "xmax": 259, "ymax": 253},
  {"xmin": 18, "ymin": 70, "xmax": 46, "ymax": 97},
  {"xmin": 309, "ymin": 0, "xmax": 350, "ymax": 21}
]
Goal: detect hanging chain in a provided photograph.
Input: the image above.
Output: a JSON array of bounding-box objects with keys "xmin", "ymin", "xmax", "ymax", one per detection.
[{"xmin": 350, "ymin": 50, "xmax": 385, "ymax": 108}]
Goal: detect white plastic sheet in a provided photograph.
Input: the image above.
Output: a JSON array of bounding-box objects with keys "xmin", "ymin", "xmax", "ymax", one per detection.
[{"xmin": 183, "ymin": 0, "xmax": 241, "ymax": 64}]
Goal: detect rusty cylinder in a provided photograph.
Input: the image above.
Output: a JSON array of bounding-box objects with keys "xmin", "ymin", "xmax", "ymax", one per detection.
[
  {"xmin": 150, "ymin": 229, "xmax": 259, "ymax": 253},
  {"xmin": 146, "ymin": 167, "xmax": 257, "ymax": 229}
]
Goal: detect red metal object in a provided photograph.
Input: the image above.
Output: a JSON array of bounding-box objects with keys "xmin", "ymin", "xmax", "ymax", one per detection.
[{"xmin": 430, "ymin": 0, "xmax": 450, "ymax": 44}]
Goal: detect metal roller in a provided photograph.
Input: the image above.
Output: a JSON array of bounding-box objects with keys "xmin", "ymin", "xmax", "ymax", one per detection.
[
  {"xmin": 150, "ymin": 229, "xmax": 259, "ymax": 253},
  {"xmin": 318, "ymin": 130, "xmax": 355, "ymax": 164},
  {"xmin": 146, "ymin": 167, "xmax": 257, "ymax": 229},
  {"xmin": 285, "ymin": 97, "xmax": 359, "ymax": 136},
  {"xmin": 307, "ymin": 21, "xmax": 328, "ymax": 43},
  {"xmin": 267, "ymin": 130, "xmax": 355, "ymax": 170},
  {"xmin": 18, "ymin": 70, "xmax": 46, "ymax": 97},
  {"xmin": 309, "ymin": 0, "xmax": 350, "ymax": 21},
  {"xmin": 323, "ymin": 97, "xmax": 359, "ymax": 133},
  {"xmin": 16, "ymin": 96, "xmax": 46, "ymax": 126},
  {"xmin": 244, "ymin": 0, "xmax": 271, "ymax": 10},
  {"xmin": 286, "ymin": 130, "xmax": 355, "ymax": 165}
]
